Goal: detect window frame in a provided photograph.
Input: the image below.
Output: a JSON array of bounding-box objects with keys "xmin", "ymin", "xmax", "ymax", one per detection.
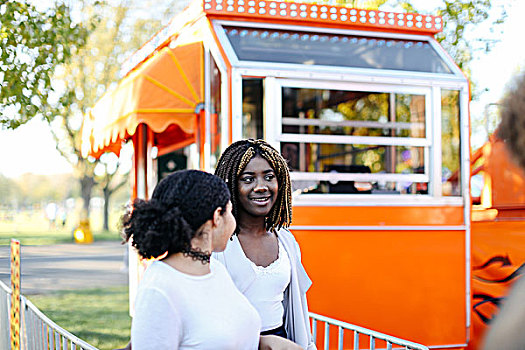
[
  {"xmin": 218, "ymin": 20, "xmax": 469, "ymax": 206},
  {"xmin": 204, "ymin": 41, "xmax": 230, "ymax": 172},
  {"xmin": 267, "ymin": 78, "xmax": 433, "ymax": 190},
  {"xmin": 213, "ymin": 20, "xmax": 466, "ymax": 80}
]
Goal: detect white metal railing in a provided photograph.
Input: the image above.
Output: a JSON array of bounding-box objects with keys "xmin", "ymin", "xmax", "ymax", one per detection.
[
  {"xmin": 1, "ymin": 280, "xmax": 10, "ymax": 350},
  {"xmin": 309, "ymin": 312, "xmax": 429, "ymax": 350},
  {"xmin": 2, "ymin": 267, "xmax": 429, "ymax": 350},
  {"xmin": 0, "ymin": 279, "xmax": 98, "ymax": 350}
]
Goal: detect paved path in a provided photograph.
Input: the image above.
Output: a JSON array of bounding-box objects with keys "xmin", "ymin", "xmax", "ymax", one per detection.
[{"xmin": 0, "ymin": 241, "xmax": 128, "ymax": 295}]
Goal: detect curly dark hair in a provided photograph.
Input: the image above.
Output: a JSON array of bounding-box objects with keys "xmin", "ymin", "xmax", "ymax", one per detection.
[
  {"xmin": 497, "ymin": 73, "xmax": 525, "ymax": 170},
  {"xmin": 214, "ymin": 139, "xmax": 292, "ymax": 233},
  {"xmin": 121, "ymin": 170, "xmax": 230, "ymax": 259}
]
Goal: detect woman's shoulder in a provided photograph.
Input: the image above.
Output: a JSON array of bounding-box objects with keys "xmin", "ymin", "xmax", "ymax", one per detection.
[
  {"xmin": 277, "ymin": 227, "xmax": 298, "ymax": 244},
  {"xmin": 277, "ymin": 227, "xmax": 302, "ymax": 257},
  {"xmin": 139, "ymin": 261, "xmax": 181, "ymax": 289},
  {"xmin": 210, "ymin": 256, "xmax": 228, "ymax": 274}
]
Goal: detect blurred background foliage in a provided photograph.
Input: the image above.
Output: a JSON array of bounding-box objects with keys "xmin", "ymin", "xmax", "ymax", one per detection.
[{"xmin": 0, "ymin": 0, "xmax": 507, "ymax": 232}]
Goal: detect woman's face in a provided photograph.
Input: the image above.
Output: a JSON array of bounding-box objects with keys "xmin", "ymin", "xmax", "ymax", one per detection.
[
  {"xmin": 212, "ymin": 201, "xmax": 236, "ymax": 252},
  {"xmin": 237, "ymin": 156, "xmax": 278, "ymax": 218}
]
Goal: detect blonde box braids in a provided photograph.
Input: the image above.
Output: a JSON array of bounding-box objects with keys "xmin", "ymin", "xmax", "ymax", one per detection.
[{"xmin": 215, "ymin": 139, "xmax": 292, "ymax": 233}]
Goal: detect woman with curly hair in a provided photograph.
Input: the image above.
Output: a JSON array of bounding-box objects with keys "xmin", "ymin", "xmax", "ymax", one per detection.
[
  {"xmin": 214, "ymin": 139, "xmax": 317, "ymax": 350},
  {"xmin": 122, "ymin": 169, "xmax": 300, "ymax": 349}
]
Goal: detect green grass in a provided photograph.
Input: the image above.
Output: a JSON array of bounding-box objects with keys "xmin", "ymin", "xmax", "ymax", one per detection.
[
  {"xmin": 28, "ymin": 286, "xmax": 131, "ymax": 350},
  {"xmin": 0, "ymin": 228, "xmax": 121, "ymax": 245},
  {"xmin": 0, "ymin": 210, "xmax": 122, "ymax": 245}
]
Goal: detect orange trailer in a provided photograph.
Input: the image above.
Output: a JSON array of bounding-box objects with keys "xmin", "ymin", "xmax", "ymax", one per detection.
[
  {"xmin": 468, "ymin": 136, "xmax": 525, "ymax": 350},
  {"xmin": 81, "ymin": 0, "xmax": 524, "ymax": 349}
]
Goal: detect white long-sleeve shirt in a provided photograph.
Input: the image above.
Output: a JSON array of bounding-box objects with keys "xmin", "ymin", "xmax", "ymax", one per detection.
[{"xmin": 131, "ymin": 259, "xmax": 261, "ymax": 350}]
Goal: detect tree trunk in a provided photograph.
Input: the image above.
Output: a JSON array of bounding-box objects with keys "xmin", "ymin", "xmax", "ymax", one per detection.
[
  {"xmin": 103, "ymin": 186, "xmax": 110, "ymax": 231},
  {"xmin": 101, "ymin": 174, "xmax": 128, "ymax": 232},
  {"xmin": 80, "ymin": 175, "xmax": 95, "ymax": 219}
]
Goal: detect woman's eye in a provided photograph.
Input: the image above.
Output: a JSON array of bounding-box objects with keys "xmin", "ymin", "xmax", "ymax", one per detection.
[
  {"xmin": 241, "ymin": 177, "xmax": 253, "ymax": 183},
  {"xmin": 265, "ymin": 174, "xmax": 275, "ymax": 181}
]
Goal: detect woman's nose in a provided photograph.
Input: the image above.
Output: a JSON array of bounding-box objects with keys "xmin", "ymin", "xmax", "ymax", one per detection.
[{"xmin": 253, "ymin": 180, "xmax": 268, "ymax": 192}]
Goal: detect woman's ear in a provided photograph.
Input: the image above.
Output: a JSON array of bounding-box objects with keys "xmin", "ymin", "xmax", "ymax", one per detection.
[{"xmin": 211, "ymin": 206, "xmax": 222, "ymax": 228}]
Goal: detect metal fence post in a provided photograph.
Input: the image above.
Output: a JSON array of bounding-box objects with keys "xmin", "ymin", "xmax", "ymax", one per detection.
[{"xmin": 11, "ymin": 239, "xmax": 21, "ymax": 350}]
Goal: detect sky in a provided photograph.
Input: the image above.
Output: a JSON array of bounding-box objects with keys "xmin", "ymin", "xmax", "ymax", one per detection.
[{"xmin": 0, "ymin": 0, "xmax": 523, "ymax": 178}]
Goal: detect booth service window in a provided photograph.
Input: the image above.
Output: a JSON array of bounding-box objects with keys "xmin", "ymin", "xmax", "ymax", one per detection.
[{"xmin": 279, "ymin": 87, "xmax": 431, "ymax": 195}]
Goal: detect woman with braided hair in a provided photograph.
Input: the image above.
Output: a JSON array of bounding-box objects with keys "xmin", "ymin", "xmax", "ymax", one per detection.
[
  {"xmin": 122, "ymin": 169, "xmax": 300, "ymax": 350},
  {"xmin": 214, "ymin": 139, "xmax": 317, "ymax": 350}
]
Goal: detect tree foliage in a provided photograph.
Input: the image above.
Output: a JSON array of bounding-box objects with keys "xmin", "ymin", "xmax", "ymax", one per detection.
[
  {"xmin": 0, "ymin": 173, "xmax": 78, "ymax": 208},
  {"xmin": 434, "ymin": 0, "xmax": 505, "ymax": 78},
  {"xmin": 0, "ymin": 173, "xmax": 19, "ymax": 206},
  {"xmin": 0, "ymin": 0, "xmax": 93, "ymax": 129},
  {"xmin": 47, "ymin": 0, "xmax": 180, "ymax": 224},
  {"xmin": 1, "ymin": 0, "xmax": 182, "ymax": 224},
  {"xmin": 338, "ymin": 0, "xmax": 505, "ymax": 86}
]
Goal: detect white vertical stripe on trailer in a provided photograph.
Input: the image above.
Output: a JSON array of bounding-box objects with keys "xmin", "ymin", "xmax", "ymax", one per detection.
[
  {"xmin": 431, "ymin": 86, "xmax": 442, "ymax": 197},
  {"xmin": 460, "ymin": 85, "xmax": 472, "ymax": 335},
  {"xmin": 264, "ymin": 77, "xmax": 280, "ymax": 150},
  {"xmin": 231, "ymin": 70, "xmax": 243, "ymax": 142}
]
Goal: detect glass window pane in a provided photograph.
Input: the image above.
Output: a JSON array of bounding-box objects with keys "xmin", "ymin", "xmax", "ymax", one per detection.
[
  {"xmin": 224, "ymin": 26, "xmax": 452, "ymax": 74},
  {"xmin": 281, "ymin": 142, "xmax": 427, "ymax": 195},
  {"xmin": 441, "ymin": 90, "xmax": 461, "ymax": 196},
  {"xmin": 395, "ymin": 94, "xmax": 426, "ymax": 137},
  {"xmin": 210, "ymin": 55, "xmax": 222, "ymax": 170},
  {"xmin": 281, "ymin": 142, "xmax": 425, "ymax": 173},
  {"xmin": 242, "ymin": 79, "xmax": 264, "ymax": 140},
  {"xmin": 282, "ymin": 88, "xmax": 425, "ymax": 138}
]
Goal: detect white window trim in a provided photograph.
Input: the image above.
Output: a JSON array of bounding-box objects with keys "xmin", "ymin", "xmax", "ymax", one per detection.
[
  {"xmin": 282, "ymin": 117, "xmax": 425, "ymax": 131},
  {"xmin": 204, "ymin": 33, "xmax": 230, "ymax": 156},
  {"xmin": 279, "ymin": 134, "xmax": 430, "ymax": 147},
  {"xmin": 235, "ymin": 75, "xmax": 467, "ymax": 205},
  {"xmin": 290, "ymin": 171, "xmax": 428, "ymax": 183},
  {"xmin": 292, "ymin": 193, "xmax": 463, "ymax": 206},
  {"xmin": 231, "ymin": 70, "xmax": 243, "ymax": 142},
  {"xmin": 272, "ymin": 78, "xmax": 432, "ymax": 181}
]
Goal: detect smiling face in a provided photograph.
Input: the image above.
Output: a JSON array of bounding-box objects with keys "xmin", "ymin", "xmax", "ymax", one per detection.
[{"xmin": 237, "ymin": 156, "xmax": 279, "ymax": 219}]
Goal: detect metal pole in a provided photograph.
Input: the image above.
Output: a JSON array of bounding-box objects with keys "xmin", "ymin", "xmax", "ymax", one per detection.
[{"xmin": 10, "ymin": 239, "xmax": 21, "ymax": 350}]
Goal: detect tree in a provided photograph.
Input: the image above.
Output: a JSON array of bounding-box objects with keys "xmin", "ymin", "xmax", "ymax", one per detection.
[
  {"xmin": 47, "ymin": 0, "xmax": 180, "ymax": 227},
  {"xmin": 95, "ymin": 154, "xmax": 129, "ymax": 231},
  {"xmin": 0, "ymin": 0, "xmax": 92, "ymax": 129},
  {"xmin": 434, "ymin": 1, "xmax": 505, "ymax": 80},
  {"xmin": 0, "ymin": 174, "xmax": 19, "ymax": 207}
]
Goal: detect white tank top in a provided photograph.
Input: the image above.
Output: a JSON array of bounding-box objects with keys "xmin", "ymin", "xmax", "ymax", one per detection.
[{"xmin": 235, "ymin": 236, "xmax": 292, "ymax": 331}]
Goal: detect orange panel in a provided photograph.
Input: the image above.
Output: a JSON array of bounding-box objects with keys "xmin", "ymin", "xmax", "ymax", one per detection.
[
  {"xmin": 293, "ymin": 206, "xmax": 464, "ymax": 226},
  {"xmin": 293, "ymin": 229, "xmax": 468, "ymax": 348},
  {"xmin": 485, "ymin": 140, "xmax": 525, "ymax": 209}
]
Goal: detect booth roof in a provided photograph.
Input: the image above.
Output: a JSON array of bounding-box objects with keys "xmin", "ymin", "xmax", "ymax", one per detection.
[
  {"xmin": 203, "ymin": 0, "xmax": 443, "ymax": 35},
  {"xmin": 81, "ymin": 41, "xmax": 204, "ymax": 158},
  {"xmin": 82, "ymin": 0, "xmax": 443, "ymax": 159}
]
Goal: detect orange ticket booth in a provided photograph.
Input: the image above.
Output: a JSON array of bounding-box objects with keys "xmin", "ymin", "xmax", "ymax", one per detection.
[{"xmin": 82, "ymin": 0, "xmax": 482, "ymax": 348}]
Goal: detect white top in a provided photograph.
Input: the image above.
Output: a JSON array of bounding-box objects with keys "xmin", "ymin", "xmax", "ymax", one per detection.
[
  {"xmin": 213, "ymin": 228, "xmax": 316, "ymax": 349},
  {"xmin": 131, "ymin": 259, "xmax": 261, "ymax": 350},
  {"xmin": 233, "ymin": 236, "xmax": 291, "ymax": 331}
]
